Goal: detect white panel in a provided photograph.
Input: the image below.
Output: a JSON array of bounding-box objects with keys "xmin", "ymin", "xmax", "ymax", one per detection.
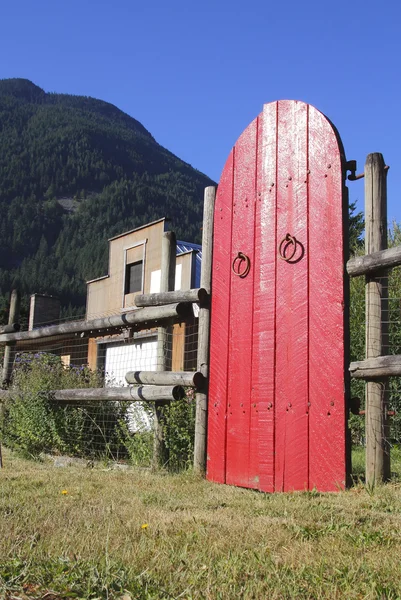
[
  {"xmin": 105, "ymin": 338, "xmax": 157, "ymax": 386},
  {"xmin": 105, "ymin": 338, "xmax": 157, "ymax": 432},
  {"xmin": 174, "ymin": 264, "xmax": 182, "ymax": 291},
  {"xmin": 150, "ymin": 270, "xmax": 161, "ymax": 293}
]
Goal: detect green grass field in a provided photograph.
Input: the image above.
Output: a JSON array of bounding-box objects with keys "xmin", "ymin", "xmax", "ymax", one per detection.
[{"xmin": 1, "ymin": 448, "xmax": 401, "ymax": 599}]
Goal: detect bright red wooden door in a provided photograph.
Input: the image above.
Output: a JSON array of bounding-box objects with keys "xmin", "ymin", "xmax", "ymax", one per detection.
[{"xmin": 207, "ymin": 100, "xmax": 349, "ymax": 492}]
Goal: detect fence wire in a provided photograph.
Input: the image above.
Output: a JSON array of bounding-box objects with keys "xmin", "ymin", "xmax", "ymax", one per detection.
[
  {"xmin": 350, "ymin": 267, "xmax": 401, "ymax": 477},
  {"xmin": 0, "ymin": 321, "xmax": 198, "ymax": 470}
]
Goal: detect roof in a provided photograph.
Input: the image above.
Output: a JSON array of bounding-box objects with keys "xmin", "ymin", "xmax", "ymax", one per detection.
[{"xmin": 108, "ymin": 218, "xmax": 166, "ymax": 241}]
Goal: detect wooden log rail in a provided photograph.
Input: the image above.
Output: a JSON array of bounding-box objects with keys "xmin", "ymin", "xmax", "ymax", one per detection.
[
  {"xmin": 0, "ymin": 385, "xmax": 185, "ymax": 403},
  {"xmin": 135, "ymin": 288, "xmax": 209, "ymax": 307},
  {"xmin": 53, "ymin": 385, "xmax": 185, "ymax": 403},
  {"xmin": 0, "ymin": 323, "xmax": 20, "ymax": 334},
  {"xmin": 0, "ymin": 302, "xmax": 192, "ymax": 345},
  {"xmin": 125, "ymin": 370, "xmax": 206, "ymax": 388},
  {"xmin": 347, "ymin": 245, "xmax": 401, "ymax": 277},
  {"xmin": 350, "ymin": 355, "xmax": 401, "ymax": 379}
]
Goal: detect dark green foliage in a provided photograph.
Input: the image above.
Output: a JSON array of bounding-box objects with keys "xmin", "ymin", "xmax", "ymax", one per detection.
[
  {"xmin": 2, "ymin": 352, "xmax": 126, "ymax": 459},
  {"xmin": 0, "ymin": 78, "xmax": 214, "ymax": 318},
  {"xmin": 349, "ymin": 222, "xmax": 401, "ymax": 448},
  {"xmin": 348, "ymin": 201, "xmax": 364, "ymax": 253},
  {"xmin": 2, "ymin": 350, "xmax": 197, "ymax": 469},
  {"xmin": 164, "ymin": 389, "xmax": 196, "ymax": 471}
]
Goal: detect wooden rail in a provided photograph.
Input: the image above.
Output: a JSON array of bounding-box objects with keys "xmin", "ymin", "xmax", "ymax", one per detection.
[
  {"xmin": 0, "ymin": 386, "xmax": 185, "ymax": 403},
  {"xmin": 53, "ymin": 385, "xmax": 185, "ymax": 403},
  {"xmin": 135, "ymin": 288, "xmax": 209, "ymax": 307},
  {"xmin": 347, "ymin": 245, "xmax": 401, "ymax": 277},
  {"xmin": 0, "ymin": 323, "xmax": 20, "ymax": 334},
  {"xmin": 350, "ymin": 355, "xmax": 401, "ymax": 379},
  {"xmin": 0, "ymin": 302, "xmax": 191, "ymax": 344},
  {"xmin": 125, "ymin": 370, "xmax": 206, "ymax": 388}
]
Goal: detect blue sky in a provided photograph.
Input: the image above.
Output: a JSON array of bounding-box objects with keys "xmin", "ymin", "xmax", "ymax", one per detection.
[{"xmin": 1, "ymin": 0, "xmax": 400, "ymax": 221}]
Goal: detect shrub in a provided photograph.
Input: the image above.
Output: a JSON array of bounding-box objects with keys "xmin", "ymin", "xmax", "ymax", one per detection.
[
  {"xmin": 164, "ymin": 388, "xmax": 196, "ymax": 471},
  {"xmin": 2, "ymin": 351, "xmax": 197, "ymax": 471},
  {"xmin": 2, "ymin": 352, "xmax": 127, "ymax": 459}
]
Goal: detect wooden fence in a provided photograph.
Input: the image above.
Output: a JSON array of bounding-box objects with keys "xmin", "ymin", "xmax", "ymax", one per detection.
[
  {"xmin": 347, "ymin": 153, "xmax": 395, "ymax": 486},
  {"xmin": 1, "ymin": 161, "xmax": 400, "ymax": 487},
  {"xmin": 0, "ymin": 188, "xmax": 216, "ymax": 471}
]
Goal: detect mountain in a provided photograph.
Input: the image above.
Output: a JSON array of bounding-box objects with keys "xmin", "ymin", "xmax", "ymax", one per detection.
[{"xmin": 0, "ymin": 78, "xmax": 214, "ymax": 319}]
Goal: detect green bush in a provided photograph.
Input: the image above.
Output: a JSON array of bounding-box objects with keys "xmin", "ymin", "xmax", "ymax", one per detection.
[
  {"xmin": 164, "ymin": 389, "xmax": 196, "ymax": 471},
  {"xmin": 348, "ymin": 223, "xmax": 401, "ymax": 448},
  {"xmin": 118, "ymin": 422, "xmax": 153, "ymax": 468},
  {"xmin": 2, "ymin": 351, "xmax": 197, "ymax": 471},
  {"xmin": 2, "ymin": 352, "xmax": 127, "ymax": 459}
]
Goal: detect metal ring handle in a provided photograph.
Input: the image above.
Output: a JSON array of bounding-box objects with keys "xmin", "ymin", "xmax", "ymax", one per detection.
[
  {"xmin": 232, "ymin": 252, "xmax": 251, "ymax": 278},
  {"xmin": 278, "ymin": 234, "xmax": 297, "ymax": 262}
]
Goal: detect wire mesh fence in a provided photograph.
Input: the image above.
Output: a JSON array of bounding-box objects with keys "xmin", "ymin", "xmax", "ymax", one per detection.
[
  {"xmin": 349, "ymin": 267, "xmax": 401, "ymax": 479},
  {"xmin": 0, "ymin": 318, "xmax": 199, "ymax": 470},
  {"xmin": 4, "ymin": 247, "xmax": 401, "ymax": 480}
]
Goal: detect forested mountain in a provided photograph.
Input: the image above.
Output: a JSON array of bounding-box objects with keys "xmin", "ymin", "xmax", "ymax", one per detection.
[{"xmin": 0, "ymin": 78, "xmax": 214, "ymax": 319}]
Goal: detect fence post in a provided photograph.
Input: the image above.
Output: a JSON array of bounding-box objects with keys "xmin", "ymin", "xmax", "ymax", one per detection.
[
  {"xmin": 154, "ymin": 231, "xmax": 176, "ymax": 468},
  {"xmin": 2, "ymin": 289, "xmax": 20, "ymax": 387},
  {"xmin": 365, "ymin": 153, "xmax": 390, "ymax": 485},
  {"xmin": 1, "ymin": 289, "xmax": 21, "ymax": 468},
  {"xmin": 194, "ymin": 186, "xmax": 216, "ymax": 472}
]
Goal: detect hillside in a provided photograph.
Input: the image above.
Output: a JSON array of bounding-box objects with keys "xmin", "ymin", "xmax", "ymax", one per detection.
[{"xmin": 0, "ymin": 78, "xmax": 214, "ymax": 318}]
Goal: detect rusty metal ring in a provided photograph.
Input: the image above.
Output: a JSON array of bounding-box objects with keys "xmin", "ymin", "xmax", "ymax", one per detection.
[
  {"xmin": 279, "ymin": 234, "xmax": 297, "ymax": 262},
  {"xmin": 232, "ymin": 252, "xmax": 251, "ymax": 278}
]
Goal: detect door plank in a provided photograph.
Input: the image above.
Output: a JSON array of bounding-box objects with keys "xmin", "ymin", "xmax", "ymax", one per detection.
[
  {"xmin": 274, "ymin": 101, "xmax": 309, "ymax": 492},
  {"xmin": 226, "ymin": 118, "xmax": 258, "ymax": 488},
  {"xmin": 308, "ymin": 106, "xmax": 347, "ymax": 491},
  {"xmin": 252, "ymin": 103, "xmax": 278, "ymax": 492},
  {"xmin": 207, "ymin": 150, "xmax": 234, "ymax": 483}
]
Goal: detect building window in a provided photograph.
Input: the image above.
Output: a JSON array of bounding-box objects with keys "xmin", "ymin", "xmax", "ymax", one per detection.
[{"xmin": 125, "ymin": 260, "xmax": 143, "ymax": 294}]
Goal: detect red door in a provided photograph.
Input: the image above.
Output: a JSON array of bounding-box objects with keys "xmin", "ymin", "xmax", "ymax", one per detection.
[{"xmin": 207, "ymin": 100, "xmax": 349, "ymax": 492}]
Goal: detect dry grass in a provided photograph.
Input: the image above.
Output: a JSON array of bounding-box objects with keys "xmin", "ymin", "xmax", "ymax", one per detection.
[{"xmin": 1, "ymin": 449, "xmax": 401, "ymax": 599}]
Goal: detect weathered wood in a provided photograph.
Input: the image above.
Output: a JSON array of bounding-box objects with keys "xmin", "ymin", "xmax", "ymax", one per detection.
[
  {"xmin": 2, "ymin": 290, "xmax": 21, "ymax": 386},
  {"xmin": 0, "ymin": 386, "xmax": 185, "ymax": 402},
  {"xmin": 135, "ymin": 288, "xmax": 209, "ymax": 307},
  {"xmin": 208, "ymin": 101, "xmax": 347, "ymax": 493},
  {"xmin": 347, "ymin": 245, "xmax": 401, "ymax": 277},
  {"xmin": 0, "ymin": 388, "xmax": 9, "ymax": 468},
  {"xmin": 350, "ymin": 355, "xmax": 401, "ymax": 379},
  {"xmin": 0, "ymin": 303, "xmax": 190, "ymax": 344},
  {"xmin": 365, "ymin": 153, "xmax": 390, "ymax": 485},
  {"xmin": 1, "ymin": 290, "xmax": 20, "ymax": 467},
  {"xmin": 53, "ymin": 385, "xmax": 185, "ymax": 403},
  {"xmin": 125, "ymin": 370, "xmax": 206, "ymax": 388},
  {"xmin": 0, "ymin": 323, "xmax": 20, "ymax": 334},
  {"xmin": 154, "ymin": 231, "xmax": 176, "ymax": 468},
  {"xmin": 194, "ymin": 186, "xmax": 215, "ymax": 473},
  {"xmin": 161, "ymin": 231, "xmax": 177, "ymax": 294}
]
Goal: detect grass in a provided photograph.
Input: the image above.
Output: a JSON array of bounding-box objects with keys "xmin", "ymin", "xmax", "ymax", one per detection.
[
  {"xmin": 1, "ymin": 449, "xmax": 401, "ymax": 599},
  {"xmin": 352, "ymin": 446, "xmax": 401, "ymax": 482}
]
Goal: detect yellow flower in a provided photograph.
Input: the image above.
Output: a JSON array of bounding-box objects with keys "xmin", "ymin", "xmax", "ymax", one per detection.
[
  {"xmin": 141, "ymin": 523, "xmax": 149, "ymax": 529},
  {"xmin": 61, "ymin": 490, "xmax": 68, "ymax": 495}
]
